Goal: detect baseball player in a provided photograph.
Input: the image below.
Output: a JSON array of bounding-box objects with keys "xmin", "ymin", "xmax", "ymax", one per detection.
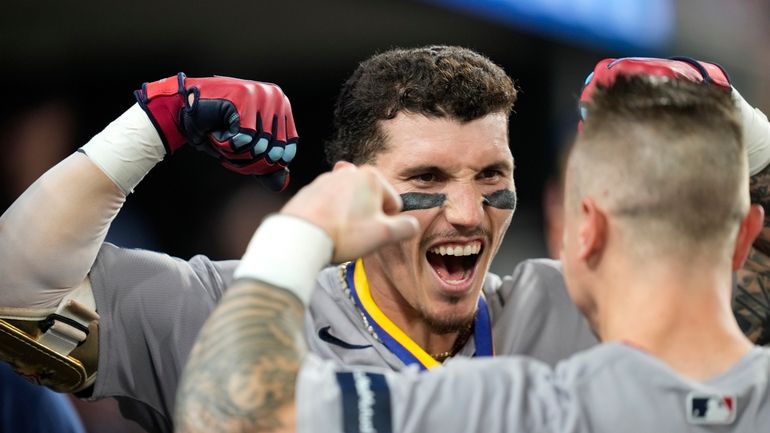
[
  {"xmin": 177, "ymin": 65, "xmax": 770, "ymax": 433},
  {"xmin": 1, "ymin": 48, "xmax": 769, "ymax": 433}
]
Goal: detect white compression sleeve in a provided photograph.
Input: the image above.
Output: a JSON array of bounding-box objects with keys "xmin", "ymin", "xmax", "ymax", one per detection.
[
  {"xmin": 0, "ymin": 104, "xmax": 164, "ymax": 309},
  {"xmin": 80, "ymin": 103, "xmax": 166, "ymax": 194},
  {"xmin": 234, "ymin": 214, "xmax": 333, "ymax": 304},
  {"xmin": 734, "ymin": 89, "xmax": 770, "ymax": 176}
]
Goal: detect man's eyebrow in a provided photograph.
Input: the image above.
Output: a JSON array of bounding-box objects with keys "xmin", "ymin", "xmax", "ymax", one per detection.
[
  {"xmin": 398, "ymin": 165, "xmax": 448, "ymax": 177},
  {"xmin": 481, "ymin": 161, "xmax": 514, "ymax": 173}
]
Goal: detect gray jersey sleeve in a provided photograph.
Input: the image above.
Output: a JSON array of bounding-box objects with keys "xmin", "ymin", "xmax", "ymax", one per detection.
[
  {"xmin": 297, "ymin": 353, "xmax": 578, "ymax": 433},
  {"xmin": 488, "ymin": 259, "xmax": 598, "ymax": 365},
  {"xmin": 87, "ymin": 243, "xmax": 237, "ymax": 433}
]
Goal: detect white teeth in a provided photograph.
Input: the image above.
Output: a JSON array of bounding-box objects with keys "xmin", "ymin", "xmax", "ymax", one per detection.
[{"xmin": 428, "ymin": 241, "xmax": 482, "ymax": 256}]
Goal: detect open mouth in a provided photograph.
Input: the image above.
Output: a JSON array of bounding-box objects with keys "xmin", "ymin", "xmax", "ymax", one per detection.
[{"xmin": 426, "ymin": 240, "xmax": 483, "ymax": 286}]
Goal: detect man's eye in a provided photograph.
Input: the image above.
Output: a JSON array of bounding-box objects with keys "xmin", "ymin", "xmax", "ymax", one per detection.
[
  {"xmin": 480, "ymin": 170, "xmax": 501, "ymax": 180},
  {"xmin": 413, "ymin": 173, "xmax": 436, "ymax": 183}
]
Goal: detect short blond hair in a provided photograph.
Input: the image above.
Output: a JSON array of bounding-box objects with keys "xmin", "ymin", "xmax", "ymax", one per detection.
[{"xmin": 568, "ymin": 76, "xmax": 745, "ymax": 256}]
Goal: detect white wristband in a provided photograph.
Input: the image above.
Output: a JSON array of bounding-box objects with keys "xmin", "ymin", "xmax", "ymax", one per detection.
[
  {"xmin": 734, "ymin": 89, "xmax": 770, "ymax": 176},
  {"xmin": 80, "ymin": 103, "xmax": 166, "ymax": 194},
  {"xmin": 233, "ymin": 214, "xmax": 333, "ymax": 304}
]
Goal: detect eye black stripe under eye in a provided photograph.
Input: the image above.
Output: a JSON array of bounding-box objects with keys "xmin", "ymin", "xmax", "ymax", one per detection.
[
  {"xmin": 400, "ymin": 193, "xmax": 446, "ymax": 211},
  {"xmin": 399, "ymin": 189, "xmax": 517, "ymax": 212},
  {"xmin": 482, "ymin": 189, "xmax": 517, "ymax": 210}
]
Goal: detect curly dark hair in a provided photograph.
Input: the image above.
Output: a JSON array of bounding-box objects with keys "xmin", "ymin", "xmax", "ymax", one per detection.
[{"xmin": 325, "ymin": 46, "xmax": 517, "ymax": 165}]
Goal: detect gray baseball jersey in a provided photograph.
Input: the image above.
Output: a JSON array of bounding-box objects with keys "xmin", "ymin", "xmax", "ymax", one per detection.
[
  {"xmin": 306, "ymin": 259, "xmax": 597, "ymax": 370},
  {"xmin": 297, "ymin": 342, "xmax": 770, "ymax": 433},
  {"xmin": 87, "ymin": 243, "xmax": 238, "ymax": 433},
  {"xmin": 85, "ymin": 244, "xmax": 595, "ymax": 432}
]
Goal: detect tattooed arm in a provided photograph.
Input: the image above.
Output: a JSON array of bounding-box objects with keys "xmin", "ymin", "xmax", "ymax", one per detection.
[
  {"xmin": 735, "ymin": 164, "xmax": 770, "ymax": 345},
  {"xmin": 175, "ymin": 165, "xmax": 418, "ymax": 433},
  {"xmin": 175, "ymin": 281, "xmax": 304, "ymax": 433}
]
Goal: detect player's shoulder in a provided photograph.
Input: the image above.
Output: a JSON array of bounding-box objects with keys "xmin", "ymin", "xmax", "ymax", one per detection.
[
  {"xmin": 721, "ymin": 346, "xmax": 770, "ymax": 381},
  {"xmin": 93, "ymin": 242, "xmax": 237, "ymax": 297},
  {"xmin": 307, "ymin": 264, "xmax": 365, "ymax": 328},
  {"xmin": 96, "ymin": 242, "xmax": 236, "ymax": 273},
  {"xmin": 554, "ymin": 343, "xmax": 629, "ymax": 384},
  {"xmin": 494, "ymin": 258, "xmax": 566, "ymax": 304},
  {"xmin": 304, "ymin": 265, "xmax": 400, "ymax": 367},
  {"xmin": 511, "ymin": 258, "xmax": 563, "ymax": 280},
  {"xmin": 555, "ymin": 342, "xmax": 770, "ymax": 388},
  {"xmin": 313, "ymin": 265, "xmax": 349, "ymax": 301}
]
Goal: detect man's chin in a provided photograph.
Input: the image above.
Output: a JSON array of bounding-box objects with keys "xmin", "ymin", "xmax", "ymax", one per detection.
[{"xmin": 421, "ymin": 309, "xmax": 476, "ymax": 334}]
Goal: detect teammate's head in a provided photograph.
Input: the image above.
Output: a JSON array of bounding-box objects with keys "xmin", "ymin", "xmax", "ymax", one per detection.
[
  {"xmin": 327, "ymin": 46, "xmax": 517, "ymax": 333},
  {"xmin": 325, "ymin": 45, "xmax": 516, "ymax": 165},
  {"xmin": 562, "ymin": 75, "xmax": 761, "ymax": 322}
]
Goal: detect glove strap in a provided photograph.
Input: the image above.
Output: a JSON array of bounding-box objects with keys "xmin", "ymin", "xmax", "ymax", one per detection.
[
  {"xmin": 0, "ymin": 278, "xmax": 99, "ymax": 393},
  {"xmin": 135, "ymin": 73, "xmax": 188, "ymax": 154}
]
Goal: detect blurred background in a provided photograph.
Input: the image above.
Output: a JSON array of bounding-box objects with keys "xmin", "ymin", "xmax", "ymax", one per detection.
[{"xmin": 1, "ymin": 0, "xmax": 769, "ymax": 431}]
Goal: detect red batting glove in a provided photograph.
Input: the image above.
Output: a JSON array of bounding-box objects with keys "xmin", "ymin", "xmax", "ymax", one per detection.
[
  {"xmin": 578, "ymin": 57, "xmax": 731, "ymax": 130},
  {"xmin": 135, "ymin": 73, "xmax": 298, "ymax": 191}
]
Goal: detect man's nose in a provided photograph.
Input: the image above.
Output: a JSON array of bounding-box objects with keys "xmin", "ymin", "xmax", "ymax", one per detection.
[{"xmin": 443, "ymin": 183, "xmax": 484, "ymax": 228}]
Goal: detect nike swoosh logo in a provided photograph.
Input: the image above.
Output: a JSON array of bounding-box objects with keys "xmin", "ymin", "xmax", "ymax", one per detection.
[{"xmin": 318, "ymin": 326, "xmax": 373, "ymax": 350}]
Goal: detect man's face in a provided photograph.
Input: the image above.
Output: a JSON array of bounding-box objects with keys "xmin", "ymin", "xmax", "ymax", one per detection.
[{"xmin": 363, "ymin": 112, "xmax": 514, "ymax": 333}]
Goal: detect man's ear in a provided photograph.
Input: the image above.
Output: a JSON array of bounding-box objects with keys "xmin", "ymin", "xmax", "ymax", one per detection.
[
  {"xmin": 333, "ymin": 161, "xmax": 355, "ymax": 171},
  {"xmin": 579, "ymin": 198, "xmax": 608, "ymax": 266},
  {"xmin": 732, "ymin": 204, "xmax": 764, "ymax": 271}
]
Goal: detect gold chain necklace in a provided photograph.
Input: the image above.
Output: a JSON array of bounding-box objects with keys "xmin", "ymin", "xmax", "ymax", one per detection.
[{"xmin": 429, "ymin": 322, "xmax": 473, "ymax": 362}]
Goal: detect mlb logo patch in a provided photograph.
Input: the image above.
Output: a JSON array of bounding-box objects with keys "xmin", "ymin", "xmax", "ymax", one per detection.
[{"xmin": 686, "ymin": 392, "xmax": 736, "ymax": 425}]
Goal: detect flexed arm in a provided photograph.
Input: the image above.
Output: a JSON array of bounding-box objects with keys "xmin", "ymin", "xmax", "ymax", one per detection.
[
  {"xmin": 0, "ymin": 73, "xmax": 299, "ymax": 394},
  {"xmin": 0, "ymin": 74, "xmax": 298, "ymax": 308},
  {"xmin": 0, "ymin": 110, "xmax": 145, "ymax": 308}
]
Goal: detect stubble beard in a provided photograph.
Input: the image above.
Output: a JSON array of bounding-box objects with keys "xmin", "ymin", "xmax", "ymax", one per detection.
[{"xmin": 417, "ymin": 299, "xmax": 476, "ymax": 334}]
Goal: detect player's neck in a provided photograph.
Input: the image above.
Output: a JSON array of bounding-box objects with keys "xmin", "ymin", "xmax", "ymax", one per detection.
[
  {"xmin": 362, "ymin": 260, "xmax": 462, "ymax": 356},
  {"xmin": 598, "ymin": 260, "xmax": 753, "ymax": 380}
]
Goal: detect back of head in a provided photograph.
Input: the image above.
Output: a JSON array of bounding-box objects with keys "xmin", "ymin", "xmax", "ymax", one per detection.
[
  {"xmin": 325, "ymin": 45, "xmax": 516, "ymax": 165},
  {"xmin": 568, "ymin": 76, "xmax": 746, "ymax": 258}
]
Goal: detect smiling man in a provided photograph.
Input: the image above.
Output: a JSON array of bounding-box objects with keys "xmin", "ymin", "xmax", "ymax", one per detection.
[
  {"xmin": 371, "ymin": 111, "xmax": 512, "ymax": 326},
  {"xmin": 334, "ymin": 112, "xmax": 515, "ymax": 364},
  {"xmin": 303, "ymin": 47, "xmax": 595, "ymax": 371}
]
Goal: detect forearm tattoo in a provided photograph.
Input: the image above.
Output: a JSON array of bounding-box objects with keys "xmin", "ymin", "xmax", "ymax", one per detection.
[
  {"xmin": 175, "ymin": 281, "xmax": 306, "ymax": 433},
  {"xmin": 735, "ymin": 164, "xmax": 770, "ymax": 345},
  {"xmin": 749, "ymin": 163, "xmax": 770, "ymax": 256}
]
